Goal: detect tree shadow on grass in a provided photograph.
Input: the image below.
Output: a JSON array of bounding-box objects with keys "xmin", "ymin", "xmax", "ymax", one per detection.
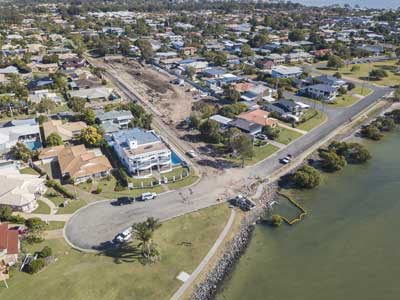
[
  {"xmin": 95, "ymin": 242, "xmax": 142, "ymax": 264},
  {"xmin": 376, "ymin": 65, "xmax": 397, "ymax": 72}
]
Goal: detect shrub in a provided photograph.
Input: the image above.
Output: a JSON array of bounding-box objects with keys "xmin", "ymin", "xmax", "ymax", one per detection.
[
  {"xmin": 9, "ymin": 215, "xmax": 25, "ymax": 224},
  {"xmin": 0, "ymin": 206, "xmax": 12, "ymax": 221},
  {"xmin": 319, "ymin": 150, "xmax": 346, "ymax": 172},
  {"xmin": 293, "ymin": 165, "xmax": 320, "ymax": 189},
  {"xmin": 114, "ymin": 183, "xmax": 126, "ymax": 192},
  {"xmin": 45, "ymin": 180, "xmax": 75, "ymax": 199},
  {"xmin": 93, "ymin": 186, "xmax": 102, "ymax": 194},
  {"xmin": 271, "ymin": 215, "xmax": 283, "ymax": 227},
  {"xmin": 38, "ymin": 246, "xmax": 52, "ymax": 258},
  {"xmin": 360, "ymin": 124, "xmax": 383, "ymax": 140},
  {"xmin": 87, "ymin": 178, "xmax": 93, "ymax": 184},
  {"xmin": 26, "ymin": 258, "xmax": 45, "ymax": 274}
]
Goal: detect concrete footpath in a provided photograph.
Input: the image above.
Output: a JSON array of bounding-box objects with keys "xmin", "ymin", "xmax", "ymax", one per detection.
[{"xmin": 170, "ymin": 209, "xmax": 236, "ymax": 300}]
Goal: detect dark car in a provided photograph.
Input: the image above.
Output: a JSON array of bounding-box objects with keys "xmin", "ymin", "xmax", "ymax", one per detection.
[{"xmin": 116, "ymin": 197, "xmax": 134, "ymax": 205}]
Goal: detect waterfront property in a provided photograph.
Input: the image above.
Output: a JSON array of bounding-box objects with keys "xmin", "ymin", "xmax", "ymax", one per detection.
[
  {"xmin": 109, "ymin": 128, "xmax": 172, "ymax": 177},
  {"xmin": 39, "ymin": 144, "xmax": 112, "ymax": 184},
  {"xmin": 300, "ymin": 84, "xmax": 338, "ymax": 102}
]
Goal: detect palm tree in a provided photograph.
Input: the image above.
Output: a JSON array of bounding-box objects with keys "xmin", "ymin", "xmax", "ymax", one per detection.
[
  {"xmin": 145, "ymin": 217, "xmax": 161, "ymax": 232},
  {"xmin": 132, "ymin": 222, "xmax": 153, "ymax": 258}
]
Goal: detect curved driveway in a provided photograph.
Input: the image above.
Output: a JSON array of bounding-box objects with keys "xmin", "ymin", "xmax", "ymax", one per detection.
[{"xmin": 65, "ymin": 83, "xmax": 392, "ymax": 251}]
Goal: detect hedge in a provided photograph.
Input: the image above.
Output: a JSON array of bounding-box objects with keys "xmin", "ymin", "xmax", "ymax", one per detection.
[{"xmin": 45, "ymin": 179, "xmax": 75, "ymax": 199}]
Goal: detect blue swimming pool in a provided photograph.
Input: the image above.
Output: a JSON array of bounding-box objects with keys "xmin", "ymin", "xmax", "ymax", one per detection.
[
  {"xmin": 171, "ymin": 151, "xmax": 183, "ymax": 166},
  {"xmin": 25, "ymin": 140, "xmax": 42, "ymax": 151}
]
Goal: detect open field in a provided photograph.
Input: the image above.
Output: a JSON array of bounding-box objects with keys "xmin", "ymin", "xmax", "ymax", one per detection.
[
  {"xmin": 0, "ymin": 204, "xmax": 230, "ymax": 300},
  {"xmin": 316, "ymin": 60, "xmax": 400, "ymax": 86}
]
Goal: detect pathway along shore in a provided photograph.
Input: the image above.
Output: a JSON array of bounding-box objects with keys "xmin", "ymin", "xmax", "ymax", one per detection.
[
  {"xmin": 191, "ymin": 183, "xmax": 277, "ymax": 300},
  {"xmin": 190, "ymin": 101, "xmax": 398, "ymax": 300}
]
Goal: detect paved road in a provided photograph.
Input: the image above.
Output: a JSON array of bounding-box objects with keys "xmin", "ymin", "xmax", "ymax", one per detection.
[{"xmin": 64, "ymin": 67, "xmax": 392, "ymax": 251}]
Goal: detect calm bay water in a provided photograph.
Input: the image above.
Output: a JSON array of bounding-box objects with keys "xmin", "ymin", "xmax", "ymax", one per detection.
[
  {"xmin": 218, "ymin": 130, "xmax": 400, "ymax": 300},
  {"xmin": 292, "ymin": 0, "xmax": 398, "ymax": 9}
]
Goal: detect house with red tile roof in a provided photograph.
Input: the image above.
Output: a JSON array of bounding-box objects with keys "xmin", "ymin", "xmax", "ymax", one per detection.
[{"xmin": 0, "ymin": 223, "xmax": 19, "ymax": 279}]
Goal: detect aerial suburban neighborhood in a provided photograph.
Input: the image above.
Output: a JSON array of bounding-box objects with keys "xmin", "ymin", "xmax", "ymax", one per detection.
[{"xmin": 0, "ymin": 1, "xmax": 399, "ymax": 300}]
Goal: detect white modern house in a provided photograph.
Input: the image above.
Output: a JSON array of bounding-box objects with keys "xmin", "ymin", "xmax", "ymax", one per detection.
[
  {"xmin": 300, "ymin": 84, "xmax": 338, "ymax": 102},
  {"xmin": 109, "ymin": 128, "xmax": 172, "ymax": 177}
]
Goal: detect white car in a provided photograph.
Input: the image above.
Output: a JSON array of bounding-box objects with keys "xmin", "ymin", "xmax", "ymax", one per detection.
[
  {"xmin": 280, "ymin": 154, "xmax": 293, "ymax": 164},
  {"xmin": 141, "ymin": 192, "xmax": 157, "ymax": 201},
  {"xmin": 255, "ymin": 133, "xmax": 268, "ymax": 141},
  {"xmin": 114, "ymin": 228, "xmax": 132, "ymax": 244},
  {"xmin": 186, "ymin": 150, "xmax": 198, "ymax": 158}
]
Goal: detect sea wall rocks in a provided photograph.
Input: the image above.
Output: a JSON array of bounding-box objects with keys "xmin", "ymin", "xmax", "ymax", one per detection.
[{"xmin": 191, "ymin": 183, "xmax": 277, "ymax": 300}]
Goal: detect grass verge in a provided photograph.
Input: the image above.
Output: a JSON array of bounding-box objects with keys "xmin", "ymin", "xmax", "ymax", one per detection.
[{"xmin": 0, "ymin": 204, "xmax": 231, "ymax": 300}]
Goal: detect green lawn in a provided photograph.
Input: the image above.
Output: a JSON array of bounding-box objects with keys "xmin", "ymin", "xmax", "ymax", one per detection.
[
  {"xmin": 166, "ymin": 169, "xmax": 199, "ymax": 190},
  {"xmin": 19, "ymin": 167, "xmax": 40, "ymax": 176},
  {"xmin": 93, "ymin": 176, "xmax": 165, "ymax": 199},
  {"xmin": 316, "ymin": 60, "xmax": 400, "ymax": 86},
  {"xmin": 276, "ymin": 126, "xmax": 303, "ymax": 145},
  {"xmin": 246, "ymin": 144, "xmax": 279, "ymax": 166},
  {"xmin": 45, "ymin": 221, "xmax": 65, "ymax": 231},
  {"xmin": 297, "ymin": 109, "xmax": 327, "ymax": 131},
  {"xmin": 330, "ymin": 86, "xmax": 373, "ymax": 108},
  {"xmin": 33, "ymin": 200, "xmax": 51, "ymax": 214},
  {"xmin": 0, "ymin": 204, "xmax": 231, "ymax": 300},
  {"xmin": 332, "ymin": 93, "xmax": 360, "ymax": 107},
  {"xmin": 352, "ymin": 86, "xmax": 373, "ymax": 96},
  {"xmin": 44, "ymin": 188, "xmax": 87, "ymax": 215}
]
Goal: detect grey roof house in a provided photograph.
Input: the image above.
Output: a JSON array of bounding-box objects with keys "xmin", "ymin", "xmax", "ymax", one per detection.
[{"xmin": 95, "ymin": 110, "xmax": 134, "ymax": 134}]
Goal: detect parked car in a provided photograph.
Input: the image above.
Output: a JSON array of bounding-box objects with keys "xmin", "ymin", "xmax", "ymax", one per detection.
[
  {"xmin": 141, "ymin": 192, "xmax": 157, "ymax": 201},
  {"xmin": 186, "ymin": 150, "xmax": 198, "ymax": 158},
  {"xmin": 116, "ymin": 197, "xmax": 134, "ymax": 205},
  {"xmin": 113, "ymin": 228, "xmax": 132, "ymax": 244},
  {"xmin": 280, "ymin": 154, "xmax": 293, "ymax": 164},
  {"xmin": 255, "ymin": 133, "xmax": 268, "ymax": 141}
]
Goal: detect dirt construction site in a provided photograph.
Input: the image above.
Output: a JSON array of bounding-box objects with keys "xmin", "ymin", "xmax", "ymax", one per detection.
[{"xmin": 104, "ymin": 57, "xmax": 195, "ymax": 125}]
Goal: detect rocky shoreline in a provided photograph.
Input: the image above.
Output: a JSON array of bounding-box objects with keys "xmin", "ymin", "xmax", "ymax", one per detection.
[
  {"xmin": 191, "ymin": 183, "xmax": 277, "ymax": 300},
  {"xmin": 191, "ymin": 101, "xmax": 399, "ymax": 300}
]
